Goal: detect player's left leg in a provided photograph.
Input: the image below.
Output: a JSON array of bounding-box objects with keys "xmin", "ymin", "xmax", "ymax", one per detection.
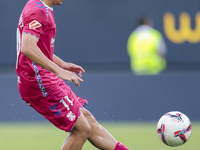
[
  {"xmin": 61, "ymin": 112, "xmax": 91, "ymax": 150},
  {"xmin": 81, "ymin": 108, "xmax": 129, "ymax": 150}
]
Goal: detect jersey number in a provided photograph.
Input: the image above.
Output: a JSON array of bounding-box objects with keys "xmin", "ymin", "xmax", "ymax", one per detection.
[{"xmin": 60, "ymin": 96, "xmax": 74, "ymax": 111}]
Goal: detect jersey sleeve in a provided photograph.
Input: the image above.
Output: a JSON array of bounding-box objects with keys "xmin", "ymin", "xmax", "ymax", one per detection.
[{"xmin": 23, "ymin": 9, "xmax": 47, "ymax": 38}]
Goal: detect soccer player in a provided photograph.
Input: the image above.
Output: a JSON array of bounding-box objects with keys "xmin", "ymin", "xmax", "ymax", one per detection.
[{"xmin": 16, "ymin": 0, "xmax": 129, "ymax": 150}]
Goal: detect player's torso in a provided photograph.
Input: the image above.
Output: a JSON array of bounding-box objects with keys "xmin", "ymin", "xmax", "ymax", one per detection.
[
  {"xmin": 19, "ymin": 0, "xmax": 56, "ymax": 59},
  {"xmin": 16, "ymin": 0, "xmax": 66, "ymax": 101}
]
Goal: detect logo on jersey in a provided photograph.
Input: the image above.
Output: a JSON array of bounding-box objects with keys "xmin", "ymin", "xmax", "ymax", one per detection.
[
  {"xmin": 35, "ymin": 1, "xmax": 44, "ymax": 9},
  {"xmin": 51, "ymin": 37, "xmax": 55, "ymax": 47},
  {"xmin": 51, "ymin": 37, "xmax": 55, "ymax": 44},
  {"xmin": 67, "ymin": 111, "xmax": 76, "ymax": 121},
  {"xmin": 18, "ymin": 76, "xmax": 21, "ymax": 84},
  {"xmin": 29, "ymin": 20, "xmax": 42, "ymax": 29}
]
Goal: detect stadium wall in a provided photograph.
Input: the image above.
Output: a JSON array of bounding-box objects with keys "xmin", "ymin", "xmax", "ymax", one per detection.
[
  {"xmin": 1, "ymin": 72, "xmax": 199, "ymax": 122},
  {"xmin": 0, "ymin": 0, "xmax": 200, "ymax": 122},
  {"xmin": 1, "ymin": 0, "xmax": 200, "ymax": 65}
]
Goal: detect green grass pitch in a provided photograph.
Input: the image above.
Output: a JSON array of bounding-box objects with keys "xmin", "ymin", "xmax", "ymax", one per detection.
[{"xmin": 0, "ymin": 121, "xmax": 199, "ymax": 150}]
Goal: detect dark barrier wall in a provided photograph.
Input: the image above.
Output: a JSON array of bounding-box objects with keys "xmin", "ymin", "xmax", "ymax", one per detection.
[
  {"xmin": 1, "ymin": 0, "xmax": 200, "ymax": 65},
  {"xmin": 1, "ymin": 72, "xmax": 199, "ymax": 122},
  {"xmin": 0, "ymin": 0, "xmax": 200, "ymax": 122}
]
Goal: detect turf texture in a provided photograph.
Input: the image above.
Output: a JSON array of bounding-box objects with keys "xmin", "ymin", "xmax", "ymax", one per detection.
[{"xmin": 0, "ymin": 121, "xmax": 199, "ymax": 150}]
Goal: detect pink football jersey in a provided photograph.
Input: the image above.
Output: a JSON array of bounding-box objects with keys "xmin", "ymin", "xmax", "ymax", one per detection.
[{"xmin": 16, "ymin": 0, "xmax": 69, "ymax": 101}]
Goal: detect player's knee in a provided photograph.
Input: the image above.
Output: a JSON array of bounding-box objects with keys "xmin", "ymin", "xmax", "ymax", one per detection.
[
  {"xmin": 76, "ymin": 125, "xmax": 91, "ymax": 141},
  {"xmin": 83, "ymin": 124, "xmax": 92, "ymax": 139},
  {"xmin": 76, "ymin": 120, "xmax": 91, "ymax": 140},
  {"xmin": 82, "ymin": 108, "xmax": 97, "ymax": 124}
]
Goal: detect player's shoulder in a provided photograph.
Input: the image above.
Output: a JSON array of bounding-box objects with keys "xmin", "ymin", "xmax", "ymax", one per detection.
[{"xmin": 24, "ymin": 0, "xmax": 48, "ymax": 18}]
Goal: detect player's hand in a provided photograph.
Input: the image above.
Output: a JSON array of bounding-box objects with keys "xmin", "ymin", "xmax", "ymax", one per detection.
[
  {"xmin": 56, "ymin": 68, "xmax": 83, "ymax": 87},
  {"xmin": 63, "ymin": 63, "xmax": 85, "ymax": 78}
]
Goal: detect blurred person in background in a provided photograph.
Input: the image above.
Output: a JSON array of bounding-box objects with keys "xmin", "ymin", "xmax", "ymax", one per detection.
[{"xmin": 127, "ymin": 16, "xmax": 167, "ymax": 75}]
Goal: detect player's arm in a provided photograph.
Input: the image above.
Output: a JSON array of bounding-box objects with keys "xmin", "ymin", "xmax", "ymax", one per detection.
[
  {"xmin": 53, "ymin": 54, "xmax": 85, "ymax": 78},
  {"xmin": 21, "ymin": 33, "xmax": 83, "ymax": 86}
]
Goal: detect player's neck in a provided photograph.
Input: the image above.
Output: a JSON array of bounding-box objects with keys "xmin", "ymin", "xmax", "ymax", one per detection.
[{"xmin": 41, "ymin": 0, "xmax": 53, "ymax": 8}]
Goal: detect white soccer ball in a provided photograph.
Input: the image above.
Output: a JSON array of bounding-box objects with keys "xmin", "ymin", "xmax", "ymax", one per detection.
[{"xmin": 157, "ymin": 111, "xmax": 192, "ymax": 147}]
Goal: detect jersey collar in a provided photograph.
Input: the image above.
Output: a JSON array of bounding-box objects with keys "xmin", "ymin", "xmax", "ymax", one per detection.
[{"xmin": 40, "ymin": 0, "xmax": 53, "ymax": 11}]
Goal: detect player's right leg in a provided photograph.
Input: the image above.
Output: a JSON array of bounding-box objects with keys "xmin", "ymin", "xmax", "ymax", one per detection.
[
  {"xmin": 61, "ymin": 112, "xmax": 91, "ymax": 150},
  {"xmin": 81, "ymin": 108, "xmax": 129, "ymax": 150}
]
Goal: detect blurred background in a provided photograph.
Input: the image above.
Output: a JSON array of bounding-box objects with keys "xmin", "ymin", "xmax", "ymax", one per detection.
[{"xmin": 0, "ymin": 0, "xmax": 200, "ymax": 123}]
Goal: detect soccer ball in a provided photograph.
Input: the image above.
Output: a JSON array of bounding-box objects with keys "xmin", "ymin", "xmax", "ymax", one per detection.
[{"xmin": 157, "ymin": 111, "xmax": 192, "ymax": 147}]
